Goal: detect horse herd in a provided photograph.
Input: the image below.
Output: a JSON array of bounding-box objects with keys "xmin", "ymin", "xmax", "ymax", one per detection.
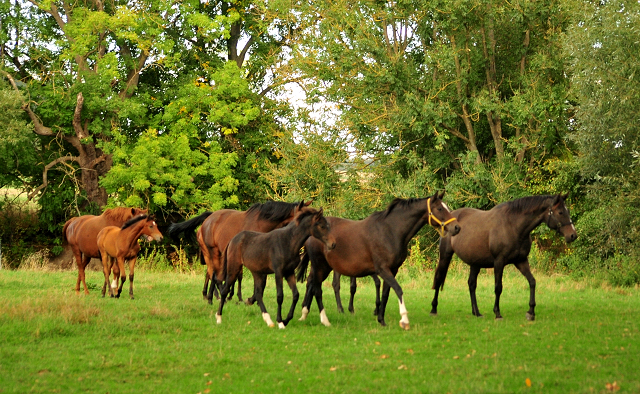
[{"xmin": 62, "ymin": 191, "xmax": 577, "ymax": 330}]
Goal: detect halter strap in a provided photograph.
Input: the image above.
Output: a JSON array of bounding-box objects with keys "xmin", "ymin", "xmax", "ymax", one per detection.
[{"xmin": 427, "ymin": 198, "xmax": 457, "ymax": 237}]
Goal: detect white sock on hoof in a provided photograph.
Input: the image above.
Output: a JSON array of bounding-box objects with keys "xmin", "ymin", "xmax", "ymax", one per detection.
[
  {"xmin": 262, "ymin": 312, "xmax": 274, "ymax": 327},
  {"xmin": 299, "ymin": 306, "xmax": 309, "ymax": 321},
  {"xmin": 111, "ymin": 279, "xmax": 117, "ymax": 289},
  {"xmin": 278, "ymin": 322, "xmax": 285, "ymax": 329},
  {"xmin": 399, "ymin": 299, "xmax": 410, "ymax": 325},
  {"xmin": 320, "ymin": 309, "xmax": 331, "ymax": 327},
  {"xmin": 216, "ymin": 313, "xmax": 222, "ymax": 324}
]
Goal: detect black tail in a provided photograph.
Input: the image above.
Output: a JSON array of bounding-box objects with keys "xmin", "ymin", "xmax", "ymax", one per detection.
[
  {"xmin": 167, "ymin": 212, "xmax": 213, "ymax": 244},
  {"xmin": 296, "ymin": 249, "xmax": 310, "ymax": 283}
]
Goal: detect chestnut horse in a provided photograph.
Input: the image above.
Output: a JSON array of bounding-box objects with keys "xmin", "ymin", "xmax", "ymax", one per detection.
[
  {"xmin": 216, "ymin": 206, "xmax": 336, "ymax": 328},
  {"xmin": 297, "ymin": 191, "xmax": 460, "ymax": 329},
  {"xmin": 63, "ymin": 207, "xmax": 147, "ymax": 294},
  {"xmin": 430, "ymin": 194, "xmax": 578, "ymax": 321},
  {"xmin": 167, "ymin": 201, "xmax": 311, "ymax": 304},
  {"xmin": 97, "ymin": 214, "xmax": 163, "ymax": 299}
]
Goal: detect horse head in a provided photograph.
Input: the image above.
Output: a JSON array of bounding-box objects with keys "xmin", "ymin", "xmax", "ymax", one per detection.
[
  {"xmin": 141, "ymin": 217, "xmax": 164, "ymax": 242},
  {"xmin": 425, "ymin": 190, "xmax": 461, "ymax": 237},
  {"xmin": 309, "ymin": 208, "xmax": 336, "ymax": 251},
  {"xmin": 546, "ymin": 193, "xmax": 577, "ymax": 243}
]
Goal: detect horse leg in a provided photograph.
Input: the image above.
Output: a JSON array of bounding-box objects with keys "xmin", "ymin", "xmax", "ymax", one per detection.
[
  {"xmin": 71, "ymin": 247, "xmax": 84, "ymax": 294},
  {"xmin": 468, "ymin": 265, "xmax": 483, "ymax": 317},
  {"xmin": 377, "ymin": 280, "xmax": 391, "ymax": 327},
  {"xmin": 430, "ymin": 237, "xmax": 454, "ymax": 315},
  {"xmin": 283, "ymin": 274, "xmax": 299, "ymax": 327},
  {"xmin": 101, "ymin": 254, "xmax": 111, "ymax": 298},
  {"xmin": 348, "ymin": 276, "xmax": 357, "ymax": 314},
  {"xmin": 116, "ymin": 258, "xmax": 126, "ymax": 299},
  {"xmin": 235, "ymin": 269, "xmax": 243, "ymax": 303},
  {"xmin": 298, "ymin": 274, "xmax": 315, "ymax": 321},
  {"xmin": 274, "ymin": 272, "xmax": 287, "ymax": 329},
  {"xmin": 128, "ymin": 257, "xmax": 137, "ymax": 299},
  {"xmin": 377, "ymin": 269, "xmax": 409, "ymax": 330},
  {"xmin": 313, "ymin": 276, "xmax": 331, "ymax": 327},
  {"xmin": 515, "ymin": 260, "xmax": 536, "ymax": 321},
  {"xmin": 78, "ymin": 255, "xmax": 91, "ymax": 295},
  {"xmin": 372, "ymin": 275, "xmax": 381, "ymax": 316},
  {"xmin": 493, "ymin": 264, "xmax": 505, "ymax": 319},
  {"xmin": 253, "ymin": 273, "xmax": 275, "ymax": 328},
  {"xmin": 215, "ymin": 261, "xmax": 241, "ymax": 325},
  {"xmin": 332, "ymin": 271, "xmax": 344, "ymax": 313}
]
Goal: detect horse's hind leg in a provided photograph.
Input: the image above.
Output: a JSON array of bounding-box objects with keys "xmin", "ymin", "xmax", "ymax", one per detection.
[
  {"xmin": 377, "ymin": 269, "xmax": 409, "ymax": 330},
  {"xmin": 493, "ymin": 263, "xmax": 505, "ymax": 319},
  {"xmin": 468, "ymin": 265, "xmax": 483, "ymax": 317},
  {"xmin": 252, "ymin": 273, "xmax": 275, "ymax": 328},
  {"xmin": 347, "ymin": 276, "xmax": 357, "ymax": 314},
  {"xmin": 298, "ymin": 274, "xmax": 315, "ymax": 321},
  {"xmin": 515, "ymin": 260, "xmax": 536, "ymax": 321},
  {"xmin": 78, "ymin": 255, "xmax": 91, "ymax": 295},
  {"xmin": 283, "ymin": 275, "xmax": 299, "ymax": 327},
  {"xmin": 235, "ymin": 270, "xmax": 243, "ymax": 303},
  {"xmin": 372, "ymin": 275, "xmax": 381, "ymax": 316},
  {"xmin": 332, "ymin": 272, "xmax": 344, "ymax": 313},
  {"xmin": 431, "ymin": 238, "xmax": 454, "ymax": 315},
  {"xmin": 128, "ymin": 257, "xmax": 137, "ymax": 299}
]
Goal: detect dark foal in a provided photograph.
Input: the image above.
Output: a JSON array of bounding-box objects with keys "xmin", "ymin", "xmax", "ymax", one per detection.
[
  {"xmin": 297, "ymin": 191, "xmax": 460, "ymax": 329},
  {"xmin": 167, "ymin": 201, "xmax": 311, "ymax": 304},
  {"xmin": 97, "ymin": 214, "xmax": 164, "ymax": 299},
  {"xmin": 216, "ymin": 206, "xmax": 336, "ymax": 329},
  {"xmin": 430, "ymin": 193, "xmax": 578, "ymax": 321}
]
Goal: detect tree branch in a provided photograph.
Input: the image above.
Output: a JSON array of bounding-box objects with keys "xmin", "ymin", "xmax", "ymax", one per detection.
[{"xmin": 28, "ymin": 155, "xmax": 81, "ymax": 200}]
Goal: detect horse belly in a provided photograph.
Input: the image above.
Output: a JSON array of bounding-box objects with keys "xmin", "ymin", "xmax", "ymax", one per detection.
[{"xmin": 451, "ymin": 237, "xmax": 494, "ymax": 266}]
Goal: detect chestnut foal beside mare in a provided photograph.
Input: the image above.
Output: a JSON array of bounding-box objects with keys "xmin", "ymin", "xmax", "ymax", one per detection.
[
  {"xmin": 216, "ymin": 206, "xmax": 336, "ymax": 329},
  {"xmin": 297, "ymin": 191, "xmax": 460, "ymax": 330},
  {"xmin": 63, "ymin": 207, "xmax": 147, "ymax": 294},
  {"xmin": 97, "ymin": 215, "xmax": 163, "ymax": 299},
  {"xmin": 430, "ymin": 193, "xmax": 578, "ymax": 321},
  {"xmin": 167, "ymin": 201, "xmax": 311, "ymax": 304}
]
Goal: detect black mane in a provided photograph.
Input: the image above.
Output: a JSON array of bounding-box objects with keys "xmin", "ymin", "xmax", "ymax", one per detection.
[
  {"xmin": 121, "ymin": 214, "xmax": 148, "ymax": 230},
  {"xmin": 371, "ymin": 198, "xmax": 428, "ymax": 219},
  {"xmin": 247, "ymin": 201, "xmax": 301, "ymax": 223},
  {"xmin": 500, "ymin": 195, "xmax": 554, "ymax": 214}
]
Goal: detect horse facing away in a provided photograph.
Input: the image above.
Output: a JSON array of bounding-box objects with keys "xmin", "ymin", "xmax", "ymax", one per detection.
[
  {"xmin": 297, "ymin": 191, "xmax": 460, "ymax": 330},
  {"xmin": 167, "ymin": 201, "xmax": 312, "ymax": 304},
  {"xmin": 430, "ymin": 193, "xmax": 578, "ymax": 321},
  {"xmin": 63, "ymin": 207, "xmax": 147, "ymax": 294},
  {"xmin": 216, "ymin": 205, "xmax": 336, "ymax": 328},
  {"xmin": 97, "ymin": 214, "xmax": 164, "ymax": 299}
]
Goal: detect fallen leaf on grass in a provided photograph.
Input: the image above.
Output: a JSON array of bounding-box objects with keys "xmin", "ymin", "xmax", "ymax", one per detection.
[
  {"xmin": 406, "ymin": 349, "xmax": 414, "ymax": 355},
  {"xmin": 605, "ymin": 382, "xmax": 620, "ymax": 392},
  {"xmin": 204, "ymin": 373, "xmax": 209, "ymax": 377},
  {"xmin": 453, "ymin": 356, "xmax": 459, "ymax": 359},
  {"xmin": 380, "ymin": 354, "xmax": 389, "ymax": 359},
  {"xmin": 398, "ymin": 365, "xmax": 407, "ymax": 370},
  {"xmin": 206, "ymin": 381, "xmax": 212, "ymax": 385},
  {"xmin": 525, "ymin": 378, "xmax": 532, "ymax": 387},
  {"xmin": 329, "ymin": 366, "xmax": 337, "ymax": 372}
]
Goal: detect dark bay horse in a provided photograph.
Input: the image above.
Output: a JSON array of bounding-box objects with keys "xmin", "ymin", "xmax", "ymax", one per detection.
[
  {"xmin": 167, "ymin": 200, "xmax": 311, "ymax": 304},
  {"xmin": 216, "ymin": 206, "xmax": 336, "ymax": 328},
  {"xmin": 331, "ymin": 272, "xmax": 381, "ymax": 315},
  {"xmin": 63, "ymin": 207, "xmax": 147, "ymax": 294},
  {"xmin": 297, "ymin": 191, "xmax": 460, "ymax": 329},
  {"xmin": 97, "ymin": 214, "xmax": 164, "ymax": 299},
  {"xmin": 430, "ymin": 193, "xmax": 578, "ymax": 321}
]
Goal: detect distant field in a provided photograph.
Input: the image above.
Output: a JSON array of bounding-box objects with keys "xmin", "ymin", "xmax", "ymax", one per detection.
[{"xmin": 0, "ymin": 267, "xmax": 638, "ymax": 393}]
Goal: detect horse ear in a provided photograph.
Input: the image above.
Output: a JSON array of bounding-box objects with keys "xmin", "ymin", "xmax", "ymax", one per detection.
[
  {"xmin": 561, "ymin": 192, "xmax": 569, "ymax": 201},
  {"xmin": 298, "ymin": 200, "xmax": 305, "ymax": 210},
  {"xmin": 316, "ymin": 207, "xmax": 324, "ymax": 216},
  {"xmin": 305, "ymin": 200, "xmax": 313, "ymax": 207},
  {"xmin": 438, "ymin": 190, "xmax": 446, "ymax": 200}
]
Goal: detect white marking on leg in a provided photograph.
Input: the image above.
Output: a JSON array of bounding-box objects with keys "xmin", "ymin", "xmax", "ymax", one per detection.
[
  {"xmin": 278, "ymin": 322, "xmax": 285, "ymax": 329},
  {"xmin": 320, "ymin": 309, "xmax": 331, "ymax": 327},
  {"xmin": 299, "ymin": 306, "xmax": 309, "ymax": 321},
  {"xmin": 262, "ymin": 312, "xmax": 275, "ymax": 327},
  {"xmin": 111, "ymin": 279, "xmax": 117, "ymax": 289},
  {"xmin": 399, "ymin": 298, "xmax": 409, "ymax": 325},
  {"xmin": 216, "ymin": 313, "xmax": 222, "ymax": 324}
]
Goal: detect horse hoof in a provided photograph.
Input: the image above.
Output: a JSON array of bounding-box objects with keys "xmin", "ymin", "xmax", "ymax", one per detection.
[
  {"xmin": 526, "ymin": 312, "xmax": 535, "ymax": 321},
  {"xmin": 216, "ymin": 314, "xmax": 222, "ymax": 324},
  {"xmin": 399, "ymin": 321, "xmax": 410, "ymax": 330},
  {"xmin": 430, "ymin": 312, "xmax": 437, "ymax": 316},
  {"xmin": 278, "ymin": 322, "xmax": 285, "ymax": 329},
  {"xmin": 495, "ymin": 316, "xmax": 503, "ymax": 320},
  {"xmin": 268, "ymin": 323, "xmax": 275, "ymax": 328},
  {"xmin": 379, "ymin": 321, "xmax": 387, "ymax": 327}
]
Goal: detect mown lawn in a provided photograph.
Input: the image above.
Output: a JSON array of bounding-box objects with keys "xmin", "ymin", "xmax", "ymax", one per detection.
[{"xmin": 0, "ymin": 266, "xmax": 638, "ymax": 393}]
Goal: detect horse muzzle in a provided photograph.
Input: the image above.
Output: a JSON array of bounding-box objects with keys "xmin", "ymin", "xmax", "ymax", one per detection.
[{"xmin": 448, "ymin": 223, "xmax": 461, "ymax": 236}]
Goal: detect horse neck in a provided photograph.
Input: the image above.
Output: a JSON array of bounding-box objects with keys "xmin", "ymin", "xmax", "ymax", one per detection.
[
  {"xmin": 245, "ymin": 211, "xmax": 285, "ymax": 232},
  {"xmin": 381, "ymin": 204, "xmax": 429, "ymax": 246},
  {"xmin": 509, "ymin": 198, "xmax": 555, "ymax": 237},
  {"xmin": 120, "ymin": 220, "xmax": 147, "ymax": 250},
  {"xmin": 280, "ymin": 216, "xmax": 315, "ymax": 254}
]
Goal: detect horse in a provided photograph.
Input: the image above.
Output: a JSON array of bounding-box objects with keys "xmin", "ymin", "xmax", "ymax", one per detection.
[
  {"xmin": 296, "ymin": 191, "xmax": 460, "ymax": 329},
  {"xmin": 63, "ymin": 207, "xmax": 147, "ymax": 294},
  {"xmin": 429, "ymin": 193, "xmax": 578, "ymax": 321},
  {"xmin": 331, "ymin": 272, "xmax": 381, "ymax": 315},
  {"xmin": 167, "ymin": 200, "xmax": 311, "ymax": 304},
  {"xmin": 97, "ymin": 214, "xmax": 164, "ymax": 299},
  {"xmin": 215, "ymin": 205, "xmax": 336, "ymax": 329}
]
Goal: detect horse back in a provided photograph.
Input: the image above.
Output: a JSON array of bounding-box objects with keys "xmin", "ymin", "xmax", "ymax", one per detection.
[
  {"xmin": 449, "ymin": 207, "xmax": 511, "ymax": 265},
  {"xmin": 199, "ymin": 209, "xmax": 244, "ymax": 250},
  {"xmin": 227, "ymin": 230, "xmax": 275, "ymax": 274}
]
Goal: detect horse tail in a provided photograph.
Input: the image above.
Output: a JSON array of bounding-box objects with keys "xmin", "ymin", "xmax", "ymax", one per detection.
[
  {"xmin": 62, "ymin": 218, "xmax": 76, "ymax": 244},
  {"xmin": 221, "ymin": 243, "xmax": 229, "ymax": 282},
  {"xmin": 167, "ymin": 212, "xmax": 212, "ymax": 243},
  {"xmin": 296, "ymin": 248, "xmax": 310, "ymax": 283}
]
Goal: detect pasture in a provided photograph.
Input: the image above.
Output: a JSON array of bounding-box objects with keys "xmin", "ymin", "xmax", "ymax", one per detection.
[{"xmin": 0, "ymin": 265, "xmax": 638, "ymax": 393}]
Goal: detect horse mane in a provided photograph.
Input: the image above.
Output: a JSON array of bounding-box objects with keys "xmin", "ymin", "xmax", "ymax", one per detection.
[
  {"xmin": 501, "ymin": 195, "xmax": 554, "ymax": 214},
  {"xmin": 372, "ymin": 198, "xmax": 427, "ymax": 219},
  {"xmin": 247, "ymin": 201, "xmax": 300, "ymax": 223},
  {"xmin": 102, "ymin": 207, "xmax": 136, "ymax": 222},
  {"xmin": 121, "ymin": 214, "xmax": 148, "ymax": 230},
  {"xmin": 294, "ymin": 209, "xmax": 318, "ymax": 224}
]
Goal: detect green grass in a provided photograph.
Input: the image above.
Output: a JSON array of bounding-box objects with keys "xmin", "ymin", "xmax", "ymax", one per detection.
[{"xmin": 0, "ymin": 266, "xmax": 638, "ymax": 393}]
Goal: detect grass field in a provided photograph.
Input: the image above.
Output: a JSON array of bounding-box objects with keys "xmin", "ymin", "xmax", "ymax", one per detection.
[{"xmin": 0, "ymin": 265, "xmax": 638, "ymax": 393}]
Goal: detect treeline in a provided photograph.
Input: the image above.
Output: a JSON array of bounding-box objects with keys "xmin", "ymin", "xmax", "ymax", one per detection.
[{"xmin": 0, "ymin": 0, "xmax": 638, "ymax": 283}]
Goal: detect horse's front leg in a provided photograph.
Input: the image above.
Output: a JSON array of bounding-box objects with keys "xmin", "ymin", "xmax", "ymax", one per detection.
[
  {"xmin": 431, "ymin": 238, "xmax": 454, "ymax": 315},
  {"xmin": 468, "ymin": 265, "xmax": 483, "ymax": 317},
  {"xmin": 115, "ymin": 258, "xmax": 126, "ymax": 299},
  {"xmin": 298, "ymin": 274, "xmax": 314, "ymax": 321},
  {"xmin": 348, "ymin": 276, "xmax": 357, "ymax": 314},
  {"xmin": 282, "ymin": 274, "xmax": 300, "ymax": 327},
  {"xmin": 275, "ymin": 271, "xmax": 286, "ymax": 329},
  {"xmin": 493, "ymin": 263, "xmax": 505, "ymax": 319},
  {"xmin": 101, "ymin": 254, "xmax": 111, "ymax": 298},
  {"xmin": 128, "ymin": 257, "xmax": 137, "ymax": 299},
  {"xmin": 252, "ymin": 273, "xmax": 275, "ymax": 328},
  {"xmin": 372, "ymin": 275, "xmax": 381, "ymax": 316},
  {"xmin": 377, "ymin": 269, "xmax": 409, "ymax": 330},
  {"xmin": 332, "ymin": 271, "xmax": 344, "ymax": 313},
  {"xmin": 515, "ymin": 260, "xmax": 536, "ymax": 321}
]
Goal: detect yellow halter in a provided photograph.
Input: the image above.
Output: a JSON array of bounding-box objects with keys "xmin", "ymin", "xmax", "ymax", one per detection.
[{"xmin": 427, "ymin": 198, "xmax": 457, "ymax": 237}]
